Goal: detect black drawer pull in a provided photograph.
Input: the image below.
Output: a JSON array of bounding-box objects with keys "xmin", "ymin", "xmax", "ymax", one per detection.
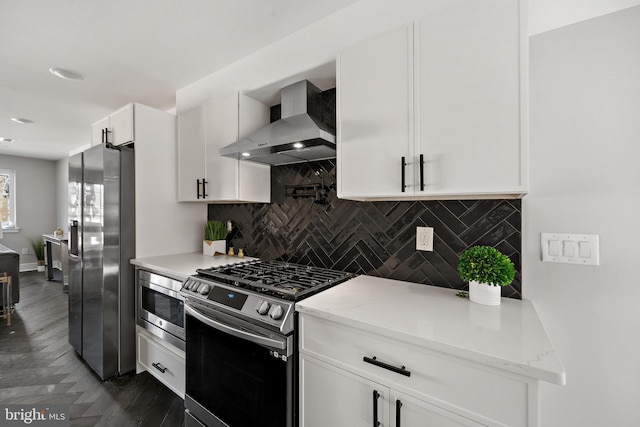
[
  {"xmin": 152, "ymin": 362, "xmax": 167, "ymax": 373},
  {"xmin": 363, "ymin": 356, "xmax": 411, "ymax": 377},
  {"xmin": 396, "ymin": 399, "xmax": 403, "ymax": 427}
]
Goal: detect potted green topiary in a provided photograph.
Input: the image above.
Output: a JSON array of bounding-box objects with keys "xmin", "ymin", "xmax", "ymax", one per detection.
[
  {"xmin": 457, "ymin": 245, "xmax": 515, "ymax": 306},
  {"xmin": 203, "ymin": 220, "xmax": 228, "ymax": 256},
  {"xmin": 30, "ymin": 238, "xmax": 46, "ymax": 272}
]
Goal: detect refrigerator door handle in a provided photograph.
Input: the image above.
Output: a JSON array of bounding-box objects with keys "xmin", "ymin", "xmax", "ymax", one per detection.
[{"xmin": 69, "ymin": 220, "xmax": 79, "ymax": 256}]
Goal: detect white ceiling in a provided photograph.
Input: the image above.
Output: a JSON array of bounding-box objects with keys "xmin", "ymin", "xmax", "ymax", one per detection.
[{"xmin": 0, "ymin": 0, "xmax": 358, "ymax": 161}]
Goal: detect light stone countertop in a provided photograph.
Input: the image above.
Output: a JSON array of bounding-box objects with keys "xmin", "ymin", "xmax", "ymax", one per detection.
[
  {"xmin": 130, "ymin": 252, "xmax": 257, "ymax": 281},
  {"xmin": 296, "ymin": 274, "xmax": 566, "ymax": 385}
]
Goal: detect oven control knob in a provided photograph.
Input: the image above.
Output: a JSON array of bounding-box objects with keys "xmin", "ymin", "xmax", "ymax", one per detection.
[
  {"xmin": 191, "ymin": 283, "xmax": 200, "ymax": 293},
  {"xmin": 269, "ymin": 305, "xmax": 284, "ymax": 320},
  {"xmin": 256, "ymin": 300, "xmax": 270, "ymax": 315},
  {"xmin": 198, "ymin": 284, "xmax": 210, "ymax": 295}
]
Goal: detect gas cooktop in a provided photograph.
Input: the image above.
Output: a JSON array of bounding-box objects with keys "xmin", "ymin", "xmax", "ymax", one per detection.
[
  {"xmin": 195, "ymin": 260, "xmax": 354, "ymax": 301},
  {"xmin": 181, "ymin": 260, "xmax": 354, "ymax": 335}
]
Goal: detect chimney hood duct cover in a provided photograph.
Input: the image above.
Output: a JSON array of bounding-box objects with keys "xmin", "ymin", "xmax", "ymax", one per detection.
[{"xmin": 219, "ymin": 80, "xmax": 335, "ymax": 166}]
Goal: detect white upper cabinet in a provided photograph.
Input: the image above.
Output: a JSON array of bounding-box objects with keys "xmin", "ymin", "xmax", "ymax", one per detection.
[
  {"xmin": 91, "ymin": 103, "xmax": 135, "ymax": 147},
  {"xmin": 338, "ymin": 0, "xmax": 527, "ymax": 200},
  {"xmin": 177, "ymin": 93, "xmax": 271, "ymax": 202},
  {"xmin": 337, "ymin": 24, "xmax": 414, "ymax": 199}
]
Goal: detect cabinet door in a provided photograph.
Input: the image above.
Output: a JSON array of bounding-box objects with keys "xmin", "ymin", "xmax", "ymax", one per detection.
[
  {"xmin": 300, "ymin": 355, "xmax": 389, "ymax": 427},
  {"xmin": 338, "ymin": 24, "xmax": 414, "ymax": 199},
  {"xmin": 203, "ymin": 94, "xmax": 240, "ymax": 200},
  {"xmin": 109, "ymin": 103, "xmax": 135, "ymax": 146},
  {"xmin": 91, "ymin": 117, "xmax": 109, "ymax": 146},
  {"xmin": 416, "ymin": 0, "xmax": 524, "ymax": 194},
  {"xmin": 177, "ymin": 106, "xmax": 206, "ymax": 201},
  {"xmin": 391, "ymin": 391, "xmax": 484, "ymax": 427},
  {"xmin": 237, "ymin": 94, "xmax": 271, "ymax": 203}
]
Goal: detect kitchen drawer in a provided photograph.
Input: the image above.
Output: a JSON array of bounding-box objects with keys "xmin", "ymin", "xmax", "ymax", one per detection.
[
  {"xmin": 300, "ymin": 315, "xmax": 529, "ymax": 427},
  {"xmin": 137, "ymin": 331, "xmax": 185, "ymax": 399}
]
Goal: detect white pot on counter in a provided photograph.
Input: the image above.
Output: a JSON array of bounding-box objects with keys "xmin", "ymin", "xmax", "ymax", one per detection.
[
  {"xmin": 469, "ymin": 280, "xmax": 502, "ymax": 306},
  {"xmin": 203, "ymin": 240, "xmax": 226, "ymax": 256}
]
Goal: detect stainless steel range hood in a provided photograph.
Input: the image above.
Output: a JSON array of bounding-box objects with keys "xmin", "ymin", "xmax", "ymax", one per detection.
[{"xmin": 219, "ymin": 80, "xmax": 335, "ymax": 166}]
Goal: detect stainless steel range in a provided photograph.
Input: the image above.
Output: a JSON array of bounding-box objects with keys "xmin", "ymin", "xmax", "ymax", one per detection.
[{"xmin": 181, "ymin": 260, "xmax": 353, "ymax": 427}]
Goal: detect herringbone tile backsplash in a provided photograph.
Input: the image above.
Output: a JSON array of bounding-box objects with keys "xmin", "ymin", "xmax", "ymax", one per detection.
[{"xmin": 208, "ymin": 160, "xmax": 522, "ymax": 299}]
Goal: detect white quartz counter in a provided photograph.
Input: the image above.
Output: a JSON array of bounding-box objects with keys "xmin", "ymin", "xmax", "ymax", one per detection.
[
  {"xmin": 130, "ymin": 252, "xmax": 256, "ymax": 281},
  {"xmin": 296, "ymin": 275, "xmax": 566, "ymax": 385}
]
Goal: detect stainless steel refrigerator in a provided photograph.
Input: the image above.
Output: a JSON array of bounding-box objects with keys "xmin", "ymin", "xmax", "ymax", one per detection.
[{"xmin": 68, "ymin": 144, "xmax": 136, "ymax": 380}]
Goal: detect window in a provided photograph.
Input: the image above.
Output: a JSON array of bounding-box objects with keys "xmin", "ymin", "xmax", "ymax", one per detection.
[{"xmin": 0, "ymin": 169, "xmax": 16, "ymax": 230}]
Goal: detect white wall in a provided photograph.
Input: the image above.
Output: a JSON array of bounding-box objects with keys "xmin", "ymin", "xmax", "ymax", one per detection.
[
  {"xmin": 526, "ymin": 5, "xmax": 640, "ymax": 426},
  {"xmin": 529, "ymin": 0, "xmax": 640, "ymax": 34},
  {"xmin": 0, "ymin": 154, "xmax": 57, "ymax": 268}
]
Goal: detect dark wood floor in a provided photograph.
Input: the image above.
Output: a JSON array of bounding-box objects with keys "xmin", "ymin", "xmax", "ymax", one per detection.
[{"xmin": 0, "ymin": 271, "xmax": 184, "ymax": 426}]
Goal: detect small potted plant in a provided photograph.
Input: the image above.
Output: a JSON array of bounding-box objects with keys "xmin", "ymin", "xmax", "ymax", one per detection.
[
  {"xmin": 457, "ymin": 246, "xmax": 515, "ymax": 306},
  {"xmin": 203, "ymin": 220, "xmax": 228, "ymax": 256},
  {"xmin": 30, "ymin": 238, "xmax": 46, "ymax": 272}
]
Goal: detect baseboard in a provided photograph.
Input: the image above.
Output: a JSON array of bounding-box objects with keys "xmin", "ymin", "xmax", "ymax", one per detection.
[{"xmin": 20, "ymin": 262, "xmax": 38, "ymax": 272}]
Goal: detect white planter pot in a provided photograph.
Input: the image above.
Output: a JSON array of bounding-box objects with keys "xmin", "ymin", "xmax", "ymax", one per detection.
[
  {"xmin": 203, "ymin": 240, "xmax": 226, "ymax": 256},
  {"xmin": 469, "ymin": 280, "xmax": 502, "ymax": 306}
]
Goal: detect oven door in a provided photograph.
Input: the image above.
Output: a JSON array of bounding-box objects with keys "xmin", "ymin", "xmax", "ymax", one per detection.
[
  {"xmin": 137, "ymin": 274, "xmax": 185, "ymax": 349},
  {"xmin": 184, "ymin": 302, "xmax": 294, "ymax": 427}
]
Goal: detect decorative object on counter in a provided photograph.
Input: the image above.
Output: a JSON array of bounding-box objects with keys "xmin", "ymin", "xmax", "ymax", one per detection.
[
  {"xmin": 227, "ymin": 247, "xmax": 234, "ymax": 257},
  {"xmin": 53, "ymin": 227, "xmax": 63, "ymax": 237},
  {"xmin": 457, "ymin": 246, "xmax": 515, "ymax": 306},
  {"xmin": 237, "ymin": 248, "xmax": 244, "ymax": 258},
  {"xmin": 30, "ymin": 238, "xmax": 46, "ymax": 272},
  {"xmin": 203, "ymin": 220, "xmax": 228, "ymax": 256}
]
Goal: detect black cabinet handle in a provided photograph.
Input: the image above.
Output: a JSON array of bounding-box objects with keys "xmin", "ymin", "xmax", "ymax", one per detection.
[
  {"xmin": 202, "ymin": 178, "xmax": 208, "ymax": 198},
  {"xmin": 401, "ymin": 157, "xmax": 407, "ymax": 192},
  {"xmin": 396, "ymin": 399, "xmax": 403, "ymax": 427},
  {"xmin": 101, "ymin": 128, "xmax": 105, "ymax": 144},
  {"xmin": 196, "ymin": 179, "xmax": 202, "ymax": 199},
  {"xmin": 372, "ymin": 390, "xmax": 380, "ymax": 427},
  {"xmin": 419, "ymin": 154, "xmax": 425, "ymax": 191},
  {"xmin": 152, "ymin": 362, "xmax": 167, "ymax": 373},
  {"xmin": 363, "ymin": 356, "xmax": 411, "ymax": 377}
]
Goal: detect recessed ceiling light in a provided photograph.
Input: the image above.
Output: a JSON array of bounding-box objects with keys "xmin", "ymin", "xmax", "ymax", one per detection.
[
  {"xmin": 293, "ymin": 142, "xmax": 304, "ymax": 149},
  {"xmin": 0, "ymin": 137, "xmax": 16, "ymax": 143},
  {"xmin": 10, "ymin": 117, "xmax": 34, "ymax": 124},
  {"xmin": 241, "ymin": 152, "xmax": 251, "ymax": 157},
  {"xmin": 49, "ymin": 68, "xmax": 83, "ymax": 81}
]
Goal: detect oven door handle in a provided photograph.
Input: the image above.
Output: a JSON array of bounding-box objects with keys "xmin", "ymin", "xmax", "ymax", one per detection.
[{"xmin": 185, "ymin": 304, "xmax": 287, "ymax": 351}]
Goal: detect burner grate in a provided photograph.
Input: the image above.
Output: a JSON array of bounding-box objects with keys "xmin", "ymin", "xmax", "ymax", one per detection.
[{"xmin": 196, "ymin": 260, "xmax": 353, "ymax": 300}]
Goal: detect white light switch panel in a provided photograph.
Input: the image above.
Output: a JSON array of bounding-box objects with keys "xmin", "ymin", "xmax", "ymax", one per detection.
[
  {"xmin": 416, "ymin": 226, "xmax": 434, "ymax": 251},
  {"xmin": 541, "ymin": 233, "xmax": 599, "ymax": 265}
]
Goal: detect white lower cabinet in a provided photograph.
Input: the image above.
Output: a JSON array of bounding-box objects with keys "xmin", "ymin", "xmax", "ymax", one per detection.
[
  {"xmin": 136, "ymin": 329, "xmax": 185, "ymax": 399},
  {"xmin": 301, "ymin": 355, "xmax": 480, "ymax": 427},
  {"xmin": 299, "ymin": 314, "xmax": 536, "ymax": 427}
]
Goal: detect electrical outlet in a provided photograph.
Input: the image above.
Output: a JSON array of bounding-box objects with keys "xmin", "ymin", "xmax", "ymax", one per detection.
[
  {"xmin": 21, "ymin": 248, "xmax": 29, "ymax": 255},
  {"xmin": 416, "ymin": 226, "xmax": 434, "ymax": 251}
]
